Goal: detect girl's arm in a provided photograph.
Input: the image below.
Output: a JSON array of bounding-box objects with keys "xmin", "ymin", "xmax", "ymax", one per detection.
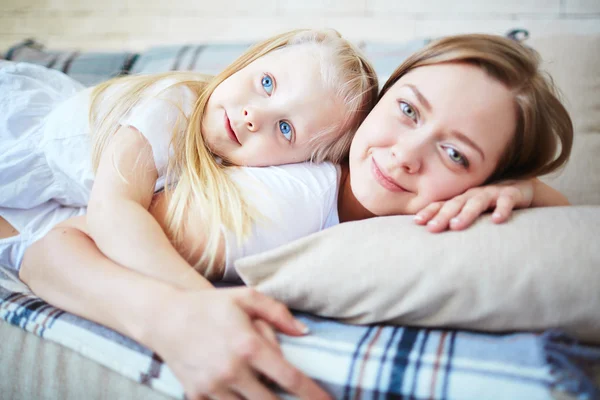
[
  {"xmin": 87, "ymin": 125, "xmax": 216, "ymax": 288},
  {"xmin": 414, "ymin": 178, "xmax": 569, "ymax": 232},
  {"xmin": 19, "ymin": 221, "xmax": 329, "ymax": 400}
]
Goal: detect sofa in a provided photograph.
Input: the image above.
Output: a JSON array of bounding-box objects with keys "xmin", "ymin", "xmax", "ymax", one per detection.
[{"xmin": 1, "ymin": 31, "xmax": 599, "ymax": 400}]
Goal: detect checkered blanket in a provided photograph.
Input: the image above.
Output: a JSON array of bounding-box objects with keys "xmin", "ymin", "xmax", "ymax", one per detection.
[{"xmin": 3, "ymin": 267, "xmax": 598, "ymax": 400}]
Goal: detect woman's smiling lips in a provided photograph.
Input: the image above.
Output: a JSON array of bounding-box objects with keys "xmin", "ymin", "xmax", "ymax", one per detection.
[
  {"xmin": 371, "ymin": 157, "xmax": 408, "ymax": 192},
  {"xmin": 224, "ymin": 111, "xmax": 241, "ymax": 145}
]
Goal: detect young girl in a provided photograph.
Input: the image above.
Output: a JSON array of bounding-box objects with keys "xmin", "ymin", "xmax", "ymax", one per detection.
[
  {"xmin": 17, "ymin": 33, "xmax": 572, "ymax": 400},
  {"xmin": 0, "ymin": 29, "xmax": 379, "ymax": 285}
]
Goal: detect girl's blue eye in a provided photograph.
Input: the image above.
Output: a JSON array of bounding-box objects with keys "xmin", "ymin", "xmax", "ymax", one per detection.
[
  {"xmin": 279, "ymin": 121, "xmax": 292, "ymax": 141},
  {"xmin": 261, "ymin": 74, "xmax": 274, "ymax": 95},
  {"xmin": 400, "ymin": 101, "xmax": 417, "ymax": 121},
  {"xmin": 445, "ymin": 147, "xmax": 469, "ymax": 168}
]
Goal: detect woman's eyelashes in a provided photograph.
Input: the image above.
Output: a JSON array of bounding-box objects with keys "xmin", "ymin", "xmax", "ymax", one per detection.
[
  {"xmin": 399, "ymin": 101, "xmax": 418, "ymax": 122},
  {"xmin": 397, "ymin": 100, "xmax": 469, "ymax": 169},
  {"xmin": 261, "ymin": 73, "xmax": 274, "ymax": 95},
  {"xmin": 442, "ymin": 146, "xmax": 469, "ymax": 168}
]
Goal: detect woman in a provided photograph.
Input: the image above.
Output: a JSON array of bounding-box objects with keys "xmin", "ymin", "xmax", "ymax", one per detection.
[{"xmin": 16, "ymin": 34, "xmax": 572, "ymax": 400}]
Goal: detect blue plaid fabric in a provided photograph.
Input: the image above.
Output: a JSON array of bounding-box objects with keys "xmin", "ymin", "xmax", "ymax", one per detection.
[{"xmin": 1, "ymin": 267, "xmax": 598, "ymax": 400}]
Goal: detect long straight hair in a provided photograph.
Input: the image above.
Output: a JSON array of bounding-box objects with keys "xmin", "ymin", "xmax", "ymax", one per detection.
[{"xmin": 89, "ymin": 29, "xmax": 378, "ymax": 279}]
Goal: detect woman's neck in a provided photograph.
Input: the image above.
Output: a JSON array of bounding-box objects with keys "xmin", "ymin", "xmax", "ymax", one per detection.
[{"xmin": 337, "ymin": 163, "xmax": 375, "ymax": 223}]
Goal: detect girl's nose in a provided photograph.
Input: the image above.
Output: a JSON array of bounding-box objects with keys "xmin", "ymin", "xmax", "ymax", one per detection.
[{"xmin": 242, "ymin": 107, "xmax": 264, "ymax": 132}]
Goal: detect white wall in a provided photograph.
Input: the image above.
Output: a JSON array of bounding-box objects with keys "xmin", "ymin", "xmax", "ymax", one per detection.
[{"xmin": 1, "ymin": 0, "xmax": 599, "ymax": 51}]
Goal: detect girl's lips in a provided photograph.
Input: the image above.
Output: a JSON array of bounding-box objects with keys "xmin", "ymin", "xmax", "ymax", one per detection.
[
  {"xmin": 371, "ymin": 157, "xmax": 408, "ymax": 192},
  {"xmin": 224, "ymin": 111, "xmax": 241, "ymax": 145}
]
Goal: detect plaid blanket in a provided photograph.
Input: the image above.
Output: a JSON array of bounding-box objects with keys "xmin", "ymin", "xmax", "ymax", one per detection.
[{"xmin": 2, "ymin": 267, "xmax": 598, "ymax": 400}]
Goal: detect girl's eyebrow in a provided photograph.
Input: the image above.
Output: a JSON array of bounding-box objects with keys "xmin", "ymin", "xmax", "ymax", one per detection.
[{"xmin": 402, "ymin": 84, "xmax": 432, "ymax": 112}]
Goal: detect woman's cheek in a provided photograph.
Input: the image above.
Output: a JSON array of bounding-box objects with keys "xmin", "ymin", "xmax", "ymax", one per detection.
[{"xmin": 427, "ymin": 175, "xmax": 457, "ymax": 203}]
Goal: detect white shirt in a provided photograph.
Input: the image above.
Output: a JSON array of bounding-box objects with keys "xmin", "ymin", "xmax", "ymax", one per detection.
[
  {"xmin": 38, "ymin": 77, "xmax": 198, "ymax": 206},
  {"xmin": 222, "ymin": 162, "xmax": 341, "ymax": 281}
]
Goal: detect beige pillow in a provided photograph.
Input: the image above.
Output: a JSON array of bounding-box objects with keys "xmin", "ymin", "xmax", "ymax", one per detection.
[
  {"xmin": 236, "ymin": 206, "xmax": 600, "ymax": 344},
  {"xmin": 530, "ymin": 34, "xmax": 600, "ymax": 205}
]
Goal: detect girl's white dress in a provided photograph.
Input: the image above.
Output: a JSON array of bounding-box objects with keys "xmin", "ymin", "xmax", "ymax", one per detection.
[
  {"xmin": 0, "ymin": 62, "xmax": 341, "ymax": 281},
  {"xmin": 0, "ymin": 61, "xmax": 196, "ymax": 270}
]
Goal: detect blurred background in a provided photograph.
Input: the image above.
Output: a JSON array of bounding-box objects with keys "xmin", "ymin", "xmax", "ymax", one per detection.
[{"xmin": 1, "ymin": 0, "xmax": 600, "ymax": 51}]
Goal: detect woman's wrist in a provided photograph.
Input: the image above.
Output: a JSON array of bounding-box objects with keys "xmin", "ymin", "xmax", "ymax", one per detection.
[
  {"xmin": 121, "ymin": 276, "xmax": 182, "ymax": 347},
  {"xmin": 134, "ymin": 279, "xmax": 217, "ymax": 351}
]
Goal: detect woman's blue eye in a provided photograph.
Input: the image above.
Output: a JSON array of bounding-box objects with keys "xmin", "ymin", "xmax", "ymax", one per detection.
[
  {"xmin": 261, "ymin": 75, "xmax": 274, "ymax": 95},
  {"xmin": 445, "ymin": 147, "xmax": 469, "ymax": 168},
  {"xmin": 279, "ymin": 121, "xmax": 292, "ymax": 141},
  {"xmin": 400, "ymin": 101, "xmax": 417, "ymax": 121}
]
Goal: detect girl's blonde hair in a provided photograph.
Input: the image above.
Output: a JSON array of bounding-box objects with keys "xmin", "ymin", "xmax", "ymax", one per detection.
[
  {"xmin": 89, "ymin": 29, "xmax": 378, "ymax": 279},
  {"xmin": 379, "ymin": 34, "xmax": 573, "ymax": 184}
]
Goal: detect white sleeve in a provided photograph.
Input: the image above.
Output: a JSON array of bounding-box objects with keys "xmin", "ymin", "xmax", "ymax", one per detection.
[
  {"xmin": 119, "ymin": 78, "xmax": 197, "ymax": 176},
  {"xmin": 222, "ymin": 162, "xmax": 341, "ymax": 281}
]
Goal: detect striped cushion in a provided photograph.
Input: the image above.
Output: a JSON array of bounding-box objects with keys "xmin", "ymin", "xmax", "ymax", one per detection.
[
  {"xmin": 3, "ymin": 38, "xmax": 431, "ymax": 87},
  {"xmin": 3, "ymin": 30, "xmax": 527, "ymax": 88},
  {"xmin": 4, "ymin": 39, "xmax": 137, "ymax": 87},
  {"xmin": 130, "ymin": 43, "xmax": 253, "ymax": 75}
]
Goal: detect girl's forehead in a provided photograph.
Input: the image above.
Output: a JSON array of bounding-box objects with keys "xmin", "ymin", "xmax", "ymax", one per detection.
[{"xmin": 257, "ymin": 44, "xmax": 320, "ymax": 65}]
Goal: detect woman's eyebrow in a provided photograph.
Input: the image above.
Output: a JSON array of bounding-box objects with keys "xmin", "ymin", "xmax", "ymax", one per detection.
[
  {"xmin": 451, "ymin": 130, "xmax": 485, "ymax": 161},
  {"xmin": 403, "ymin": 83, "xmax": 432, "ymax": 112}
]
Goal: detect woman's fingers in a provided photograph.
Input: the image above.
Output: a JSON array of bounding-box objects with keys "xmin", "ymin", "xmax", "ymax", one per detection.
[
  {"xmin": 490, "ymin": 193, "xmax": 517, "ymax": 223},
  {"xmin": 253, "ymin": 319, "xmax": 282, "ymax": 355},
  {"xmin": 414, "ymin": 202, "xmax": 443, "ymax": 225},
  {"xmin": 447, "ymin": 192, "xmax": 495, "ymax": 230},
  {"xmin": 416, "ymin": 182, "xmax": 531, "ymax": 232},
  {"xmin": 425, "ymin": 197, "xmax": 468, "ymax": 233},
  {"xmin": 231, "ymin": 367, "xmax": 279, "ymax": 400},
  {"xmin": 154, "ymin": 289, "xmax": 328, "ymax": 400},
  {"xmin": 208, "ymin": 391, "xmax": 243, "ymax": 400},
  {"xmin": 231, "ymin": 288, "xmax": 309, "ymax": 336},
  {"xmin": 245, "ymin": 338, "xmax": 332, "ymax": 400},
  {"xmin": 228, "ymin": 331, "xmax": 331, "ymax": 400}
]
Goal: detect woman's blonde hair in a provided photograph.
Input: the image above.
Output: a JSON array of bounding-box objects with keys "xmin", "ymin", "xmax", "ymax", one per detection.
[
  {"xmin": 379, "ymin": 34, "xmax": 573, "ymax": 184},
  {"xmin": 89, "ymin": 29, "xmax": 378, "ymax": 279}
]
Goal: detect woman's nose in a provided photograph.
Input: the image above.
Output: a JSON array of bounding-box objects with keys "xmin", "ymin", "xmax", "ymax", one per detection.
[
  {"xmin": 390, "ymin": 140, "xmax": 422, "ymax": 174},
  {"xmin": 242, "ymin": 107, "xmax": 263, "ymax": 132}
]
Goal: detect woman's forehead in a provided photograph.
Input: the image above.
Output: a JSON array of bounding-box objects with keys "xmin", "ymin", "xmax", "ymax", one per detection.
[{"xmin": 392, "ymin": 63, "xmax": 514, "ymax": 115}]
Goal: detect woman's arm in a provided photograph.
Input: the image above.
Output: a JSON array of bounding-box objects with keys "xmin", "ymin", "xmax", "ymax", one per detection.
[
  {"xmin": 87, "ymin": 125, "xmax": 215, "ymax": 288},
  {"xmin": 531, "ymin": 178, "xmax": 570, "ymax": 207},
  {"xmin": 19, "ymin": 221, "xmax": 329, "ymax": 400}
]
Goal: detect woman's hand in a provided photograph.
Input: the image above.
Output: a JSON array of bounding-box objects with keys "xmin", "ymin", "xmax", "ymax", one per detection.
[
  {"xmin": 150, "ymin": 287, "xmax": 331, "ymax": 400},
  {"xmin": 414, "ymin": 180, "xmax": 535, "ymax": 233}
]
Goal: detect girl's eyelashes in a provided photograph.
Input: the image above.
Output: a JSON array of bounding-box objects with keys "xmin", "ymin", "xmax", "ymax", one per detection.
[
  {"xmin": 259, "ymin": 73, "xmax": 292, "ymax": 142},
  {"xmin": 442, "ymin": 146, "xmax": 470, "ymax": 168},
  {"xmin": 279, "ymin": 121, "xmax": 293, "ymax": 142},
  {"xmin": 399, "ymin": 101, "xmax": 418, "ymax": 122},
  {"xmin": 261, "ymin": 73, "xmax": 274, "ymax": 95}
]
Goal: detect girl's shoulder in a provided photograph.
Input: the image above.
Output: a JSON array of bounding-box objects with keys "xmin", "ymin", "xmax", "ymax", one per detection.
[
  {"xmin": 228, "ymin": 162, "xmax": 340, "ymax": 227},
  {"xmin": 231, "ymin": 162, "xmax": 339, "ymax": 198}
]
